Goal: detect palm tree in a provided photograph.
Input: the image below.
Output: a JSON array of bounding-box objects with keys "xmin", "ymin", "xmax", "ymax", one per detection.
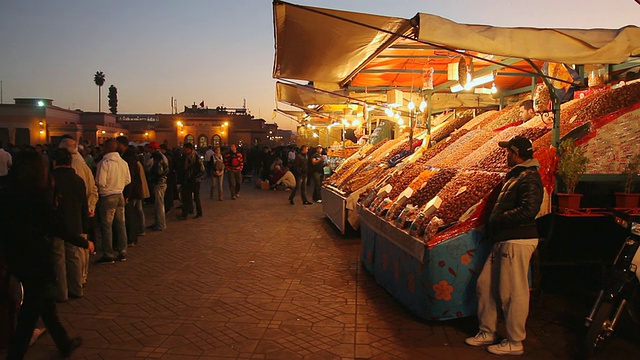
[{"xmin": 93, "ymin": 71, "xmax": 106, "ymax": 112}]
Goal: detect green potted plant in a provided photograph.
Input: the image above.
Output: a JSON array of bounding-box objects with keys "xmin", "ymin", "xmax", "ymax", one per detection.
[
  {"xmin": 557, "ymin": 138, "xmax": 589, "ymax": 210},
  {"xmin": 615, "ymin": 154, "xmax": 640, "ymax": 208}
]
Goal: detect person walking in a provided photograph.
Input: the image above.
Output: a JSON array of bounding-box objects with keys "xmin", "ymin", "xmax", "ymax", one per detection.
[
  {"xmin": 177, "ymin": 143, "xmax": 205, "ymax": 220},
  {"xmin": 224, "ymin": 144, "xmax": 243, "ymax": 200},
  {"xmin": 288, "ymin": 145, "xmax": 311, "ymax": 205},
  {"xmin": 145, "ymin": 141, "xmax": 169, "ymax": 231},
  {"xmin": 210, "ymin": 146, "xmax": 225, "ymax": 200},
  {"xmin": 465, "ymin": 136, "xmax": 543, "ymax": 356},
  {"xmin": 0, "ymin": 149, "xmax": 93, "ymax": 359},
  {"xmin": 310, "ymin": 145, "xmax": 326, "ymax": 203},
  {"xmin": 95, "ymin": 139, "xmax": 131, "ymax": 263},
  {"xmin": 50, "ymin": 148, "xmax": 89, "ymax": 301}
]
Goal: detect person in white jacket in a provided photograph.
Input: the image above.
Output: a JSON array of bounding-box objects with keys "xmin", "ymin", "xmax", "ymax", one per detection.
[{"xmin": 95, "ymin": 139, "xmax": 131, "ymax": 264}]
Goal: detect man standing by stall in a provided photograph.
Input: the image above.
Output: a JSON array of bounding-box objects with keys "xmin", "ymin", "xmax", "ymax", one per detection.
[
  {"xmin": 518, "ymin": 100, "xmax": 536, "ymax": 123},
  {"xmin": 310, "ymin": 145, "xmax": 325, "ymax": 203},
  {"xmin": 465, "ymin": 136, "xmax": 543, "ymax": 356}
]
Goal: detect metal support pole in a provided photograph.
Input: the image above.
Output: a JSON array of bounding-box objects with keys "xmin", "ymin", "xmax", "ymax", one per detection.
[
  {"xmin": 426, "ymin": 92, "xmax": 433, "ymax": 136},
  {"xmin": 409, "ymin": 109, "xmax": 414, "ymax": 152}
]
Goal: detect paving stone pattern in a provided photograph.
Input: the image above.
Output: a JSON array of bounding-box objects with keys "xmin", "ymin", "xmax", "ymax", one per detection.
[{"xmin": 4, "ymin": 178, "xmax": 639, "ymax": 359}]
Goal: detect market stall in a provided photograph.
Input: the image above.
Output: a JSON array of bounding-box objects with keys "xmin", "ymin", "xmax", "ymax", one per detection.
[{"xmin": 272, "ymin": 1, "xmax": 640, "ymax": 320}]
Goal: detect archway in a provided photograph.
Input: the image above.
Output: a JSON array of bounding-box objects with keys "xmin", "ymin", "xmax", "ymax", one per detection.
[
  {"xmin": 198, "ymin": 134, "xmax": 208, "ymax": 149},
  {"xmin": 211, "ymin": 134, "xmax": 221, "ymax": 147}
]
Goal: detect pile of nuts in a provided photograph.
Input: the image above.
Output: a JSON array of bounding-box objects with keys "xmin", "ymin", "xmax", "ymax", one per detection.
[
  {"xmin": 385, "ymin": 162, "xmax": 428, "ymax": 200},
  {"xmin": 434, "ymin": 170, "xmax": 505, "ymax": 224},
  {"xmin": 407, "ymin": 168, "xmax": 458, "ymax": 209},
  {"xmin": 431, "ymin": 110, "xmax": 475, "ymax": 142},
  {"xmin": 342, "ymin": 165, "xmax": 389, "ymax": 194},
  {"xmin": 457, "ymin": 126, "xmax": 523, "ymax": 169},
  {"xmin": 473, "ymin": 127, "xmax": 550, "ymax": 172},
  {"xmin": 462, "ymin": 110, "xmax": 500, "ymax": 131},
  {"xmin": 484, "ymin": 106, "xmax": 522, "ymax": 130},
  {"xmin": 572, "ymin": 82, "xmax": 640, "ymax": 124},
  {"xmin": 426, "ymin": 130, "xmax": 495, "ymax": 168}
]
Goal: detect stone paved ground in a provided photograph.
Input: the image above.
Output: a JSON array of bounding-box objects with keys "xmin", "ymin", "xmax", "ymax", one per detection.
[{"xmin": 3, "ymin": 178, "xmax": 639, "ymax": 359}]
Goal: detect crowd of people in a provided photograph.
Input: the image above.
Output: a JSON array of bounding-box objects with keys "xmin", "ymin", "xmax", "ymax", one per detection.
[
  {"xmin": 251, "ymin": 144, "xmax": 328, "ymax": 205},
  {"xmin": 0, "ymin": 138, "xmax": 329, "ymax": 358}
]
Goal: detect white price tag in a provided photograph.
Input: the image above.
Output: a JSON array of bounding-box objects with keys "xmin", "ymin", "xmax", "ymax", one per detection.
[
  {"xmin": 378, "ymin": 184, "xmax": 392, "ymax": 196},
  {"xmin": 455, "ymin": 186, "xmax": 467, "ymax": 197},
  {"xmin": 399, "ymin": 187, "xmax": 414, "ymax": 199}
]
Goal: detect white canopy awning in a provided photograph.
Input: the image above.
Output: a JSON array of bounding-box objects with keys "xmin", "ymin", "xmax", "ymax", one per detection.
[
  {"xmin": 273, "ymin": 1, "xmax": 640, "ymax": 87},
  {"xmin": 417, "ymin": 13, "xmax": 640, "ymax": 65},
  {"xmin": 273, "ymin": 1, "xmax": 412, "ymax": 85}
]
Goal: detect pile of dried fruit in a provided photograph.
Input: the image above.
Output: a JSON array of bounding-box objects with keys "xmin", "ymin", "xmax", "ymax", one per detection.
[{"xmin": 433, "ymin": 171, "xmax": 505, "ymax": 224}]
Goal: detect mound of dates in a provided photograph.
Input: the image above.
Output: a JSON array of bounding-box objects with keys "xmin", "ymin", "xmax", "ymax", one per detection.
[
  {"xmin": 473, "ymin": 127, "xmax": 550, "ymax": 172},
  {"xmin": 573, "ymin": 82, "xmax": 640, "ymax": 124},
  {"xmin": 462, "ymin": 110, "xmax": 500, "ymax": 131},
  {"xmin": 407, "ymin": 168, "xmax": 458, "ymax": 209},
  {"xmin": 426, "ymin": 130, "xmax": 495, "ymax": 168},
  {"xmin": 433, "ymin": 170, "xmax": 505, "ymax": 224},
  {"xmin": 431, "ymin": 111, "xmax": 474, "ymax": 142}
]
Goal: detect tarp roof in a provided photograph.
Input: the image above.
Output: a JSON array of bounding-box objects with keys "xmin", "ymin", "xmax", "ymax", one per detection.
[
  {"xmin": 273, "ymin": 1, "xmax": 412, "ymax": 85},
  {"xmin": 273, "ymin": 1, "xmax": 640, "ymax": 90},
  {"xmin": 417, "ymin": 13, "xmax": 640, "ymax": 65}
]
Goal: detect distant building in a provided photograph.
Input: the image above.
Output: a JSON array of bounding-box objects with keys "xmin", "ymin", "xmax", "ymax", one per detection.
[
  {"xmin": 0, "ymin": 98, "xmax": 127, "ymax": 146},
  {"xmin": 0, "ymin": 98, "xmax": 278, "ymax": 149}
]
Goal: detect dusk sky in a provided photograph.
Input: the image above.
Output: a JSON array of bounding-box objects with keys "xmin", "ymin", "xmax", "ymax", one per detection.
[{"xmin": 1, "ymin": 0, "xmax": 639, "ymax": 131}]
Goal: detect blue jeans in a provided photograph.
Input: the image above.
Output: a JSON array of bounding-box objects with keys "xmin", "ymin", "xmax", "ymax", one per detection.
[
  {"xmin": 97, "ymin": 193, "xmax": 127, "ymax": 259},
  {"xmin": 153, "ymin": 183, "xmax": 167, "ymax": 230},
  {"xmin": 289, "ymin": 174, "xmax": 309, "ymax": 203}
]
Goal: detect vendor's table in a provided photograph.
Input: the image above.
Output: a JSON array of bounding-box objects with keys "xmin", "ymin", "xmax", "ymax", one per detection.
[
  {"xmin": 359, "ymin": 207, "xmax": 491, "ymax": 321},
  {"xmin": 322, "ymin": 186, "xmax": 347, "ymax": 234}
]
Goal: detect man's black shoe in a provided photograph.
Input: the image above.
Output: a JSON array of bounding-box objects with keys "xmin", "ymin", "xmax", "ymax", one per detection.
[
  {"xmin": 289, "ymin": 199, "xmax": 294, "ymax": 205},
  {"xmin": 303, "ymin": 201, "xmax": 312, "ymax": 205},
  {"xmin": 193, "ymin": 214, "xmax": 202, "ymax": 219},
  {"xmin": 116, "ymin": 254, "xmax": 127, "ymax": 261},
  {"xmin": 95, "ymin": 257, "xmax": 115, "ymax": 264},
  {"xmin": 61, "ymin": 336, "xmax": 83, "ymax": 358}
]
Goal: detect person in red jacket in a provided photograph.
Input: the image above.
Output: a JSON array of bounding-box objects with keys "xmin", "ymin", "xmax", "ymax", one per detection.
[{"xmin": 224, "ymin": 144, "xmax": 244, "ymax": 200}]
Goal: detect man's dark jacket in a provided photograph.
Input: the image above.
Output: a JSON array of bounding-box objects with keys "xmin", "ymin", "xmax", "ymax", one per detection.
[
  {"xmin": 488, "ymin": 159, "xmax": 543, "ymax": 242},
  {"xmin": 52, "ymin": 167, "xmax": 89, "ymax": 236}
]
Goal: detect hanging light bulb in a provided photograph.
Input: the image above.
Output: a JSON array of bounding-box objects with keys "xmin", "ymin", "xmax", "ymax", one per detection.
[
  {"xmin": 397, "ymin": 117, "xmax": 404, "ymax": 125},
  {"xmin": 352, "ymin": 119, "xmax": 360, "ymax": 127},
  {"xmin": 491, "ymin": 82, "xmax": 498, "ymax": 94},
  {"xmin": 464, "ymin": 72, "xmax": 473, "ymax": 90},
  {"xmin": 394, "ymin": 112, "xmax": 401, "ymax": 120},
  {"xmin": 384, "ymin": 108, "xmax": 393, "ymax": 117},
  {"xmin": 407, "ymin": 100, "xmax": 415, "ymax": 111},
  {"xmin": 419, "ymin": 99, "xmax": 427, "ymax": 112}
]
